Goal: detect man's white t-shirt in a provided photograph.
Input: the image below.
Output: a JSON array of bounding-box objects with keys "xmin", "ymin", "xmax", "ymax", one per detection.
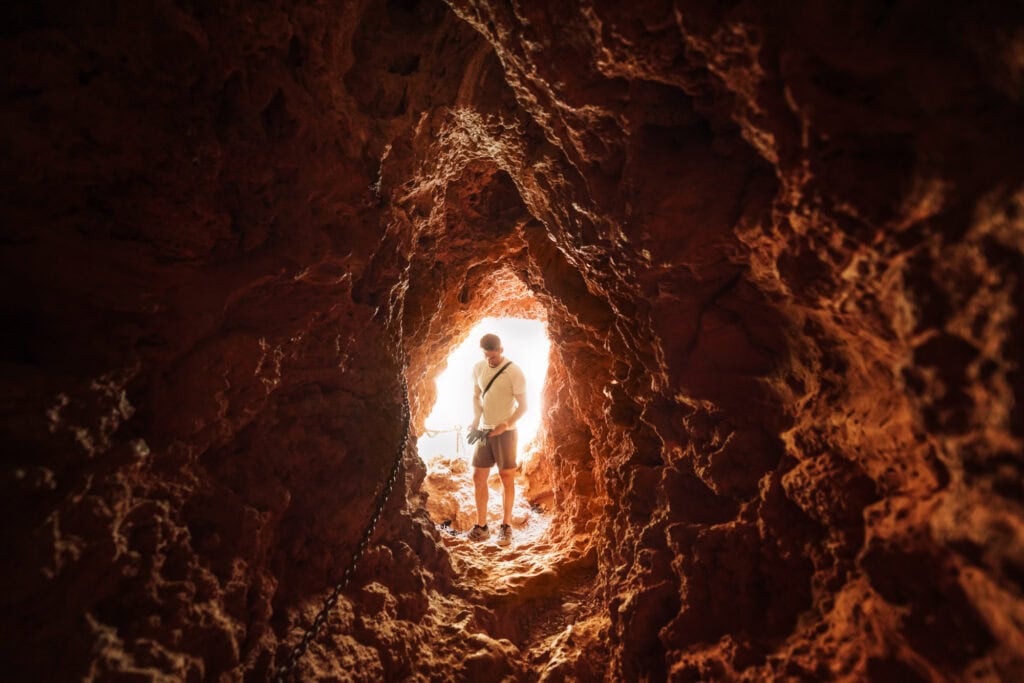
[{"xmin": 472, "ymin": 359, "xmax": 527, "ymax": 430}]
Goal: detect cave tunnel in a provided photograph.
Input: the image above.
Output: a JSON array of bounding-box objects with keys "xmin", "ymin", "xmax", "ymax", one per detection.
[{"xmin": 2, "ymin": 0, "xmax": 1023, "ymax": 681}]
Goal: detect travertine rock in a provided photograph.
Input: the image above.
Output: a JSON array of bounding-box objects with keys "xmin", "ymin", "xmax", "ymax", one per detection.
[{"xmin": 2, "ymin": 0, "xmax": 1021, "ymax": 680}]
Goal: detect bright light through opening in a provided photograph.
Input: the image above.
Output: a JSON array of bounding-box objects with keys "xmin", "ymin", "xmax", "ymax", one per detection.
[{"xmin": 418, "ymin": 317, "xmax": 550, "ymax": 465}]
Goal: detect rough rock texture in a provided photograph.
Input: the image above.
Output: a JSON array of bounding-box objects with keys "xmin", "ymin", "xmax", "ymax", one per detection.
[{"xmin": 2, "ymin": 0, "xmax": 1022, "ymax": 681}]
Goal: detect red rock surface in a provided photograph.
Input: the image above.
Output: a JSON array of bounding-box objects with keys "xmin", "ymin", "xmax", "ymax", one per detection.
[{"xmin": 2, "ymin": 1, "xmax": 1022, "ymax": 680}]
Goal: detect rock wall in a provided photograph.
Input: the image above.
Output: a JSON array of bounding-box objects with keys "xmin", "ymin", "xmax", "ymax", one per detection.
[{"xmin": 2, "ymin": 0, "xmax": 1021, "ymax": 680}]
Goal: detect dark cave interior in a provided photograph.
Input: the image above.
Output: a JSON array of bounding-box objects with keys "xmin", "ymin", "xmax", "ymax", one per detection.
[{"xmin": 2, "ymin": 1, "xmax": 1023, "ymax": 680}]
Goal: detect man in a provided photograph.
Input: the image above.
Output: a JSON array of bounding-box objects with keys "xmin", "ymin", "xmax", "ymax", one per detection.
[{"xmin": 467, "ymin": 333, "xmax": 527, "ymax": 546}]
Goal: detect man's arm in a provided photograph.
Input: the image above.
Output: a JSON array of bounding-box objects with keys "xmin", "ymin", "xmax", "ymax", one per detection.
[
  {"xmin": 491, "ymin": 393, "xmax": 527, "ymax": 436},
  {"xmin": 471, "ymin": 383, "xmax": 482, "ymax": 429}
]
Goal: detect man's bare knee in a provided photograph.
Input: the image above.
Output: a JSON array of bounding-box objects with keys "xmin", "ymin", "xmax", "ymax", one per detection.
[
  {"xmin": 473, "ymin": 467, "xmax": 491, "ymax": 484},
  {"xmin": 499, "ymin": 469, "xmax": 516, "ymax": 484}
]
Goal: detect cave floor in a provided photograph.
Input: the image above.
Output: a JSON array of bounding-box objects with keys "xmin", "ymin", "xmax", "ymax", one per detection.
[
  {"xmin": 419, "ymin": 455, "xmax": 603, "ymax": 673},
  {"xmin": 440, "ymin": 507, "xmax": 558, "ymax": 600},
  {"xmin": 437, "ymin": 506, "xmax": 603, "ymax": 674}
]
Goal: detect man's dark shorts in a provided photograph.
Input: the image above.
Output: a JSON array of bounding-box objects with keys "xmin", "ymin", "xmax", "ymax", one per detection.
[{"xmin": 472, "ymin": 430, "xmax": 517, "ymax": 470}]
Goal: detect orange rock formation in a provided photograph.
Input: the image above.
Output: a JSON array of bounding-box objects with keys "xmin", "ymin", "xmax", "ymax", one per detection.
[{"xmin": 2, "ymin": 1, "xmax": 1022, "ymax": 680}]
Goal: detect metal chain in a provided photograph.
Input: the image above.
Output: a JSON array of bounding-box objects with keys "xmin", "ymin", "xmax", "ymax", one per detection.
[
  {"xmin": 422, "ymin": 425, "xmax": 460, "ymax": 436},
  {"xmin": 272, "ymin": 377, "xmax": 410, "ymax": 682},
  {"xmin": 421, "ymin": 424, "xmax": 463, "ymax": 455}
]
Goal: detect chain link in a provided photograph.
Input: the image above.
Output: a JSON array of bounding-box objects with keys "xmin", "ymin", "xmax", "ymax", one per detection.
[{"xmin": 272, "ymin": 377, "xmax": 410, "ymax": 682}]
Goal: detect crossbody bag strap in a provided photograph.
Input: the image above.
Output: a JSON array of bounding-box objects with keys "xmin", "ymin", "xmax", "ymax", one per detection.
[{"xmin": 482, "ymin": 361, "xmax": 513, "ymax": 397}]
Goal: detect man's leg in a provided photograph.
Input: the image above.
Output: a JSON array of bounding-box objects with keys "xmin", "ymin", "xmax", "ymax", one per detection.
[
  {"xmin": 499, "ymin": 468, "xmax": 516, "ymax": 526},
  {"xmin": 473, "ymin": 467, "xmax": 490, "ymax": 527}
]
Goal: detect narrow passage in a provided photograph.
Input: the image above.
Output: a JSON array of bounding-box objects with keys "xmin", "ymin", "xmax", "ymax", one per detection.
[{"xmin": 423, "ymin": 457, "xmax": 602, "ymax": 676}]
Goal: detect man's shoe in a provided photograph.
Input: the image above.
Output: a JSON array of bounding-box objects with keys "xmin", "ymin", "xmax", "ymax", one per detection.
[
  {"xmin": 497, "ymin": 524, "xmax": 512, "ymax": 546},
  {"xmin": 467, "ymin": 524, "xmax": 490, "ymax": 541}
]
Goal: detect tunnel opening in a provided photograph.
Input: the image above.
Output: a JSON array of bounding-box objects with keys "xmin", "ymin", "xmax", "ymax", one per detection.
[
  {"xmin": 417, "ymin": 316, "xmax": 550, "ymax": 466},
  {"xmin": 418, "ymin": 316, "xmax": 551, "ymax": 534},
  {"xmin": 398, "ymin": 262, "xmax": 604, "ymax": 660}
]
